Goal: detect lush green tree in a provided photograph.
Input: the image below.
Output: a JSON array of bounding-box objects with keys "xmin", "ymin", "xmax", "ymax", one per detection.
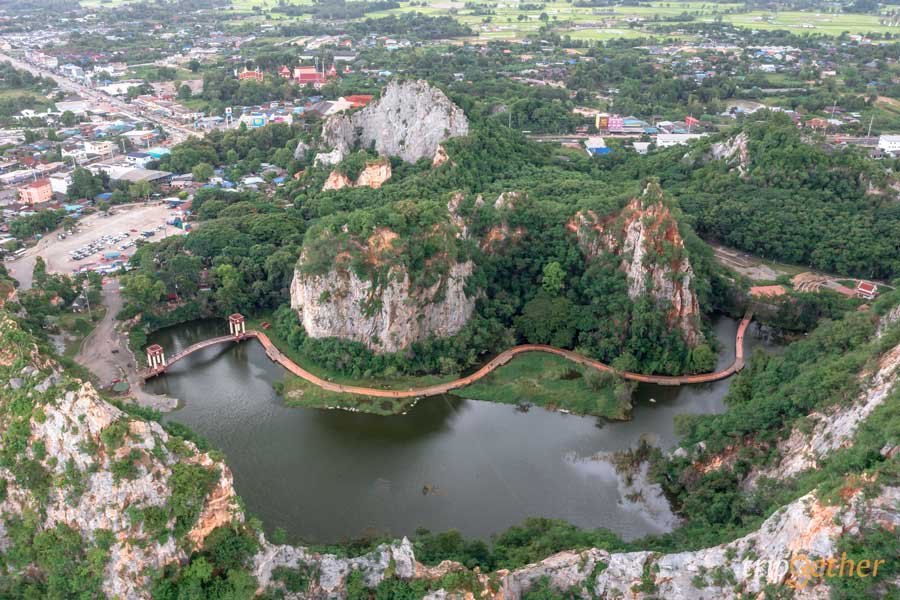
[
  {"xmin": 68, "ymin": 167, "xmax": 104, "ymax": 201},
  {"xmin": 541, "ymin": 261, "xmax": 565, "ymax": 296},
  {"xmin": 122, "ymin": 273, "xmax": 166, "ymax": 310},
  {"xmin": 192, "ymin": 162, "xmax": 214, "ymax": 183}
]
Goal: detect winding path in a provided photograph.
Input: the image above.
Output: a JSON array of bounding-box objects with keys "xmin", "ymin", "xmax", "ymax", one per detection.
[{"xmin": 142, "ymin": 313, "xmax": 753, "ymax": 398}]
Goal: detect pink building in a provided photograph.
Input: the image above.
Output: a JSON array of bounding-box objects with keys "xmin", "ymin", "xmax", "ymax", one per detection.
[
  {"xmin": 607, "ymin": 115, "xmax": 624, "ymax": 132},
  {"xmin": 18, "ymin": 179, "xmax": 53, "ymax": 205}
]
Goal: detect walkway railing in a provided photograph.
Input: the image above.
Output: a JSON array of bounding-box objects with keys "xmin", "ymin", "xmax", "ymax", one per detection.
[{"xmin": 141, "ymin": 312, "xmax": 754, "ymax": 398}]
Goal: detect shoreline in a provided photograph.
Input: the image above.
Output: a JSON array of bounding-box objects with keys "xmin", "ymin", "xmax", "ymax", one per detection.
[{"xmin": 135, "ymin": 311, "xmax": 752, "ymax": 417}]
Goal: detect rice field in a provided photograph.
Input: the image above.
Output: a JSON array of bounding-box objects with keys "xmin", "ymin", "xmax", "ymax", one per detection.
[{"xmin": 79, "ymin": 0, "xmax": 900, "ymax": 41}]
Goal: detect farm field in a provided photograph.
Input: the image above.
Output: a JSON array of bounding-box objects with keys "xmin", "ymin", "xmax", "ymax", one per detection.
[{"xmin": 210, "ymin": 0, "xmax": 900, "ymax": 42}]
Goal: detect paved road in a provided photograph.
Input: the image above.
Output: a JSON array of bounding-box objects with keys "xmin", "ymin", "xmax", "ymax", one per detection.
[
  {"xmin": 0, "ymin": 50, "xmax": 197, "ymax": 144},
  {"xmin": 5, "ymin": 253, "xmax": 35, "ymax": 290},
  {"xmin": 143, "ymin": 313, "xmax": 753, "ymax": 398}
]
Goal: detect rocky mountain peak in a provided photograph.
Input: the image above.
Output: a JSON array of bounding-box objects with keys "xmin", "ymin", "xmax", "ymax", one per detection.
[
  {"xmin": 318, "ymin": 79, "xmax": 469, "ymax": 165},
  {"xmin": 290, "ymin": 209, "xmax": 475, "ymax": 354},
  {"xmin": 570, "ymin": 182, "xmax": 703, "ymax": 346}
]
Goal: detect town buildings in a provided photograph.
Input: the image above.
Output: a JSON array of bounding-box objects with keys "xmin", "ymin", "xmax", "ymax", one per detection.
[
  {"xmin": 18, "ymin": 179, "xmax": 53, "ymax": 205},
  {"xmin": 877, "ymin": 135, "xmax": 900, "ymax": 156}
]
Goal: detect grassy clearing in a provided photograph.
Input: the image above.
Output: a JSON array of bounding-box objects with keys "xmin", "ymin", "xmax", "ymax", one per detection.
[
  {"xmin": 246, "ymin": 312, "xmax": 448, "ymax": 415},
  {"xmin": 247, "ymin": 313, "xmax": 632, "ymax": 418},
  {"xmin": 244, "ymin": 313, "xmax": 456, "ymax": 391},
  {"xmin": 277, "ymin": 373, "xmax": 417, "ymax": 415},
  {"xmin": 56, "ymin": 307, "xmax": 107, "ymax": 359},
  {"xmin": 456, "ymin": 352, "xmax": 633, "ymax": 420},
  {"xmin": 722, "ymin": 11, "xmax": 898, "ymax": 35}
]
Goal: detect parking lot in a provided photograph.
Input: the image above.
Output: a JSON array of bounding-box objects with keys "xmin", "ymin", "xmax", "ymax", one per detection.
[{"xmin": 6, "ymin": 203, "xmax": 176, "ymax": 289}]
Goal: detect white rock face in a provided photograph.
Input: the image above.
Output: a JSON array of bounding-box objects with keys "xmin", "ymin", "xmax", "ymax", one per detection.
[
  {"xmin": 572, "ymin": 183, "xmax": 703, "ymax": 346},
  {"xmin": 256, "ymin": 486, "xmax": 900, "ymax": 600},
  {"xmin": 709, "ymin": 131, "xmax": 750, "ymax": 175},
  {"xmin": 291, "ymin": 260, "xmax": 475, "ymax": 354},
  {"xmin": 320, "ymin": 79, "xmax": 469, "ymax": 164},
  {"xmin": 254, "ymin": 537, "xmax": 418, "ymax": 596},
  {"xmin": 314, "ymin": 148, "xmax": 345, "ymax": 167},
  {"xmin": 0, "ymin": 317, "xmax": 243, "ymax": 599},
  {"xmin": 746, "ymin": 318, "xmax": 900, "ymax": 487}
]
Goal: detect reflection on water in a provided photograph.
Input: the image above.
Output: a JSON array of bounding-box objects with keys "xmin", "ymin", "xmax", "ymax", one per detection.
[{"xmin": 147, "ymin": 316, "xmax": 775, "ymax": 543}]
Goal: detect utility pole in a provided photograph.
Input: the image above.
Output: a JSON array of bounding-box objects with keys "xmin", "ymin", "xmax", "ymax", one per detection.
[
  {"xmin": 866, "ymin": 114, "xmax": 874, "ymax": 141},
  {"xmin": 83, "ymin": 278, "xmax": 92, "ymax": 321}
]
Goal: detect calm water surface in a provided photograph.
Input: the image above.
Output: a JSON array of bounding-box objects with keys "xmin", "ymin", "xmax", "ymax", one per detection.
[{"xmin": 146, "ymin": 316, "xmax": 775, "ymax": 544}]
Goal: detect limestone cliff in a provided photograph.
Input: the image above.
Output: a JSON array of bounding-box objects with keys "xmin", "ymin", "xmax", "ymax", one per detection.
[
  {"xmin": 322, "ymin": 159, "xmax": 392, "ymax": 191},
  {"xmin": 707, "ymin": 131, "xmax": 750, "ymax": 175},
  {"xmin": 254, "ymin": 485, "xmax": 899, "ymax": 599},
  {"xmin": 319, "ymin": 79, "xmax": 469, "ymax": 164},
  {"xmin": 290, "ymin": 218, "xmax": 474, "ymax": 353},
  {"xmin": 743, "ymin": 307, "xmax": 900, "ymax": 488},
  {"xmin": 290, "ymin": 261, "xmax": 474, "ymax": 354},
  {"xmin": 0, "ymin": 315, "xmax": 242, "ymax": 599},
  {"xmin": 570, "ymin": 182, "xmax": 703, "ymax": 346}
]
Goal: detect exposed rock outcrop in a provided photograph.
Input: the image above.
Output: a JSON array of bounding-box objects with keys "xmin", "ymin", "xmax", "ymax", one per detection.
[
  {"xmin": 254, "ymin": 537, "xmax": 419, "ymax": 596},
  {"xmin": 570, "ymin": 182, "xmax": 703, "ymax": 346},
  {"xmin": 322, "ymin": 159, "xmax": 392, "ymax": 191},
  {"xmin": 314, "ymin": 148, "xmax": 344, "ymax": 167},
  {"xmin": 708, "ymin": 131, "xmax": 750, "ymax": 175},
  {"xmin": 323, "ymin": 170, "xmax": 353, "ymax": 191},
  {"xmin": 291, "ymin": 215, "xmax": 474, "ymax": 354},
  {"xmin": 355, "ymin": 160, "xmax": 392, "ymax": 189},
  {"xmin": 745, "ymin": 312, "xmax": 900, "ymax": 488},
  {"xmin": 256, "ymin": 485, "xmax": 899, "ymax": 600},
  {"xmin": 432, "ymin": 144, "xmax": 452, "ymax": 167},
  {"xmin": 320, "ymin": 79, "xmax": 469, "ymax": 164},
  {"xmin": 291, "ymin": 260, "xmax": 474, "ymax": 354},
  {"xmin": 293, "ymin": 139, "xmax": 311, "ymax": 161},
  {"xmin": 499, "ymin": 485, "xmax": 899, "ymax": 600},
  {"xmin": 0, "ymin": 316, "xmax": 242, "ymax": 599}
]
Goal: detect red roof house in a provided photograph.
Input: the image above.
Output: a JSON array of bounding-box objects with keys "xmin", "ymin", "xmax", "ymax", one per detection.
[
  {"xmin": 344, "ymin": 95, "xmax": 373, "ymax": 108},
  {"xmin": 292, "ymin": 65, "xmax": 337, "ymax": 89},
  {"xmin": 856, "ymin": 281, "xmax": 878, "ymax": 300}
]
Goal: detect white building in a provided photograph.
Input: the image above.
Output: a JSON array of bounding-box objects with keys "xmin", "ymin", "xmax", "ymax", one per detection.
[
  {"xmin": 55, "ymin": 100, "xmax": 91, "ymax": 115},
  {"xmin": 84, "ymin": 140, "xmax": 117, "ymax": 157},
  {"xmin": 49, "ymin": 172, "xmax": 72, "ymax": 195},
  {"xmin": 656, "ymin": 133, "xmax": 708, "ymax": 148},
  {"xmin": 126, "ymin": 152, "xmax": 154, "ymax": 168},
  {"xmin": 98, "ymin": 81, "xmax": 143, "ymax": 96},
  {"xmin": 877, "ymin": 135, "xmax": 900, "ymax": 155}
]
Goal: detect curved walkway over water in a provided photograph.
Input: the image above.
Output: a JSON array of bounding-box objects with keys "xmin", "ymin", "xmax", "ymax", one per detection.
[{"xmin": 142, "ymin": 313, "xmax": 753, "ymax": 398}]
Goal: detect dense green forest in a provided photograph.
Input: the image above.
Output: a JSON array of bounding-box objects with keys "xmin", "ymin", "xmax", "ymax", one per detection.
[
  {"xmin": 592, "ymin": 113, "xmax": 900, "ymax": 279},
  {"xmin": 127, "ymin": 114, "xmax": 733, "ymax": 381},
  {"xmin": 126, "ymin": 89, "xmax": 900, "ymax": 390}
]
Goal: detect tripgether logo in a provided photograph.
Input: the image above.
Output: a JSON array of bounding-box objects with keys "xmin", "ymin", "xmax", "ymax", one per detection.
[{"xmin": 785, "ymin": 553, "xmax": 887, "ymax": 590}]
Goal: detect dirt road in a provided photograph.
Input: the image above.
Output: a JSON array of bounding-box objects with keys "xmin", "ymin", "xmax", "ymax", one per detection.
[{"xmin": 75, "ymin": 279, "xmax": 176, "ymax": 409}]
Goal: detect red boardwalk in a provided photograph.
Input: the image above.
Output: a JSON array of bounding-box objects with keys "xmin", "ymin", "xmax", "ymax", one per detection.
[{"xmin": 141, "ymin": 313, "xmax": 754, "ymax": 397}]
